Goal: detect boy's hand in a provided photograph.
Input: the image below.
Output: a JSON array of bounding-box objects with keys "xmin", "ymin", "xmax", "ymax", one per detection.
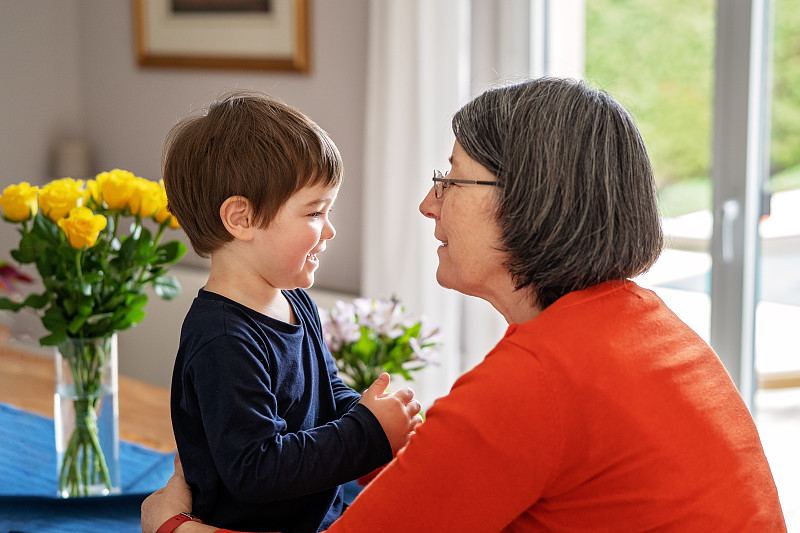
[{"xmin": 359, "ymin": 373, "xmax": 423, "ymax": 451}]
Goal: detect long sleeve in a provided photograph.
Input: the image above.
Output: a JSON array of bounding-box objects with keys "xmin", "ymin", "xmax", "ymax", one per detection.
[
  {"xmin": 323, "ymin": 349, "xmax": 362, "ymax": 417},
  {"xmin": 183, "ymin": 335, "xmax": 391, "ymax": 502},
  {"xmin": 328, "ymin": 341, "xmax": 562, "ymax": 532}
]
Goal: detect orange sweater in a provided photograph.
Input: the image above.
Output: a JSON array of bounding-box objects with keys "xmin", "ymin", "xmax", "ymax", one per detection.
[{"xmin": 222, "ymin": 281, "xmax": 787, "ymax": 532}]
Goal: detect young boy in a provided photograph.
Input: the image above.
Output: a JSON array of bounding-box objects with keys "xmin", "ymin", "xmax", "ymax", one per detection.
[{"xmin": 162, "ymin": 91, "xmax": 422, "ymax": 533}]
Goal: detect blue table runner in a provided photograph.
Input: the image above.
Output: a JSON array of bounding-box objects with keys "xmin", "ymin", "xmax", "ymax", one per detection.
[{"xmin": 0, "ymin": 402, "xmax": 174, "ymax": 532}]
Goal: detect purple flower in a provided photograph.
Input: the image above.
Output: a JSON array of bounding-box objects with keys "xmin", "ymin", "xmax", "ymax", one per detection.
[
  {"xmin": 320, "ymin": 300, "xmax": 360, "ymax": 351},
  {"xmin": 322, "ymin": 296, "xmax": 443, "ymax": 389},
  {"xmin": 0, "ymin": 262, "xmax": 32, "ymax": 296}
]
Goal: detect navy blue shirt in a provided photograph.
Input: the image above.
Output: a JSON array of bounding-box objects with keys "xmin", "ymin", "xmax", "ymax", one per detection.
[{"xmin": 171, "ymin": 289, "xmax": 392, "ymax": 533}]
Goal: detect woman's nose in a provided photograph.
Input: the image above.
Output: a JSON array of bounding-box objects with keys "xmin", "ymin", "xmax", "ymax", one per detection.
[{"xmin": 419, "ymin": 186, "xmax": 439, "ymax": 220}]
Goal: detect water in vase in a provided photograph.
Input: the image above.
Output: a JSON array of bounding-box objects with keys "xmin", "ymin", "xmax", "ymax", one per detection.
[{"xmin": 54, "ymin": 383, "xmax": 121, "ymax": 497}]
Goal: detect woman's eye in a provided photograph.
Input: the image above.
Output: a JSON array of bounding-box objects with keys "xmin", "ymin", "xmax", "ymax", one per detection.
[{"xmin": 309, "ymin": 212, "xmax": 321, "ymax": 218}]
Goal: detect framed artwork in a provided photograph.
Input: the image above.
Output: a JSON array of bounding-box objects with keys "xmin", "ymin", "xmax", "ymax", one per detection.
[{"xmin": 133, "ymin": 0, "xmax": 310, "ymax": 72}]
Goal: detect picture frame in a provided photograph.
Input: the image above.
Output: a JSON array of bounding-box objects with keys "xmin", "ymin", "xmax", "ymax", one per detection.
[{"xmin": 133, "ymin": 0, "xmax": 310, "ymax": 72}]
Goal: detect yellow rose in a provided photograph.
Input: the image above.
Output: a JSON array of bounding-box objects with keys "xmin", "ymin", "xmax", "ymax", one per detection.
[
  {"xmin": 129, "ymin": 177, "xmax": 162, "ymax": 218},
  {"xmin": 39, "ymin": 178, "xmax": 85, "ymax": 222},
  {"xmin": 57, "ymin": 206, "xmax": 108, "ymax": 249},
  {"xmin": 0, "ymin": 182, "xmax": 39, "ymax": 222},
  {"xmin": 154, "ymin": 180, "xmax": 181, "ymax": 229},
  {"xmin": 85, "ymin": 176, "xmax": 104, "ymax": 207},
  {"xmin": 98, "ymin": 169, "xmax": 136, "ymax": 211}
]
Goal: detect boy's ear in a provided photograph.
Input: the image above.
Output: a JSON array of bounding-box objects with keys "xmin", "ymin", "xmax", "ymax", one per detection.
[{"xmin": 220, "ymin": 195, "xmax": 254, "ymax": 241}]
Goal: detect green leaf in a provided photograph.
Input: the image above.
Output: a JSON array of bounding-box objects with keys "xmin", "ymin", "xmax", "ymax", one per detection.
[
  {"xmin": 85, "ymin": 312, "xmax": 114, "ymax": 325},
  {"xmin": 114, "ymin": 321, "xmax": 131, "ymax": 331},
  {"xmin": 67, "ymin": 315, "xmax": 87, "ymax": 335},
  {"xmin": 125, "ymin": 307, "xmax": 146, "ymax": 324},
  {"xmin": 9, "ymin": 248, "xmax": 30, "ymax": 264},
  {"xmin": 0, "ymin": 296, "xmax": 25, "ymax": 311},
  {"xmin": 137, "ymin": 226, "xmax": 153, "ymax": 254},
  {"xmin": 77, "ymin": 296, "xmax": 94, "ymax": 317},
  {"xmin": 100, "ymin": 294, "xmax": 127, "ymax": 311},
  {"xmin": 153, "ymin": 275, "xmax": 182, "ymax": 300},
  {"xmin": 127, "ymin": 293, "xmax": 149, "ymax": 309},
  {"xmin": 23, "ymin": 293, "xmax": 50, "ymax": 309},
  {"xmin": 116, "ymin": 234, "xmax": 139, "ymax": 264},
  {"xmin": 40, "ymin": 330, "xmax": 67, "ymax": 346},
  {"xmin": 62, "ymin": 297, "xmax": 77, "ymax": 316},
  {"xmin": 41, "ymin": 308, "xmax": 68, "ymax": 342},
  {"xmin": 42, "ymin": 306, "xmax": 66, "ymax": 325},
  {"xmin": 15, "ymin": 231, "xmax": 49, "ymax": 263},
  {"xmin": 154, "ymin": 241, "xmax": 187, "ymax": 266},
  {"xmin": 82, "ymin": 271, "xmax": 103, "ymax": 284},
  {"xmin": 31, "ymin": 212, "xmax": 59, "ymax": 241},
  {"xmin": 110, "ymin": 293, "xmax": 148, "ymax": 330}
]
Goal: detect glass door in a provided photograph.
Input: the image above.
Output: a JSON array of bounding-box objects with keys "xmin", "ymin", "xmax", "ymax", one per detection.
[
  {"xmin": 582, "ymin": 0, "xmax": 716, "ymax": 361},
  {"xmin": 753, "ymin": 0, "xmax": 800, "ymax": 522},
  {"xmin": 526, "ymin": 0, "xmax": 796, "ymax": 523},
  {"xmin": 755, "ymin": 0, "xmax": 800, "ymax": 393},
  {"xmin": 579, "ymin": 0, "xmax": 797, "ymax": 523}
]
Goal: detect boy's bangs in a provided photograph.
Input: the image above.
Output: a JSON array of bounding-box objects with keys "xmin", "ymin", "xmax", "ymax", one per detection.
[{"xmin": 297, "ymin": 129, "xmax": 344, "ymax": 190}]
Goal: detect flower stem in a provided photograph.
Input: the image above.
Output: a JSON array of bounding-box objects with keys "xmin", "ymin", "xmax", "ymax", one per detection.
[
  {"xmin": 57, "ymin": 337, "xmax": 114, "ymax": 497},
  {"xmin": 74, "ymin": 249, "xmax": 83, "ymax": 280},
  {"xmin": 154, "ymin": 222, "xmax": 166, "ymax": 247}
]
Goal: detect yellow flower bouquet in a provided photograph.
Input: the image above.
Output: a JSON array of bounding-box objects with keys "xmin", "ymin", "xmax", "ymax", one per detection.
[{"xmin": 0, "ymin": 169, "xmax": 186, "ymax": 497}]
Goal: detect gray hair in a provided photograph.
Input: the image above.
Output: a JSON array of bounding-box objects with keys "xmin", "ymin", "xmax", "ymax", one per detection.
[{"xmin": 452, "ymin": 77, "xmax": 663, "ymax": 309}]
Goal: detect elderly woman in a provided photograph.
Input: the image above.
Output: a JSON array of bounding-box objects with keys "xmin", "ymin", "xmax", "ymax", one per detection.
[{"xmin": 143, "ymin": 78, "xmax": 786, "ymax": 532}]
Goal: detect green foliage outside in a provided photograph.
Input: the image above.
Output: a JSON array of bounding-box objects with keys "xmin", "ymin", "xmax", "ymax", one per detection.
[{"xmin": 585, "ymin": 0, "xmax": 800, "ymax": 216}]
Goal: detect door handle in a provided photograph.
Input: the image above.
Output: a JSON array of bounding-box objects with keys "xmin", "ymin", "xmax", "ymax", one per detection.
[{"xmin": 720, "ymin": 199, "xmax": 739, "ymax": 263}]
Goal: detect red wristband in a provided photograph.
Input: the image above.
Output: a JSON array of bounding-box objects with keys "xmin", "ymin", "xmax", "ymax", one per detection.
[{"xmin": 156, "ymin": 512, "xmax": 205, "ymax": 533}]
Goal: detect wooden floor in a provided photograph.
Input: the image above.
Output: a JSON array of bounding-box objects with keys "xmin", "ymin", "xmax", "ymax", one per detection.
[{"xmin": 0, "ymin": 344, "xmax": 176, "ymax": 452}]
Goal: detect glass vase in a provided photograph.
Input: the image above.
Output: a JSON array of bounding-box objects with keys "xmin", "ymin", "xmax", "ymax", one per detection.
[{"xmin": 54, "ymin": 333, "xmax": 121, "ymax": 498}]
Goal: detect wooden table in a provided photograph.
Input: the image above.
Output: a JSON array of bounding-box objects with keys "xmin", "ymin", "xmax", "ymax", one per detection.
[{"xmin": 0, "ymin": 344, "xmax": 176, "ymax": 452}]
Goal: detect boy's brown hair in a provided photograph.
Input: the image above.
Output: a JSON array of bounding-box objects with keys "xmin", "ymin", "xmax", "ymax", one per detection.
[{"xmin": 162, "ymin": 90, "xmax": 343, "ymax": 257}]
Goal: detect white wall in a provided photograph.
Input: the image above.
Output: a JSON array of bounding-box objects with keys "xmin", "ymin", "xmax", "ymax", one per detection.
[
  {"xmin": 0, "ymin": 1, "xmax": 85, "ymax": 181},
  {"xmin": 0, "ymin": 1, "xmax": 86, "ymax": 258},
  {"xmin": 1, "ymin": 0, "xmax": 370, "ymax": 386}
]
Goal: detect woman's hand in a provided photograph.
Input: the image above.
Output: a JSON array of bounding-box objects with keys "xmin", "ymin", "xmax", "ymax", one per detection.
[{"xmin": 141, "ymin": 453, "xmax": 202, "ymax": 532}]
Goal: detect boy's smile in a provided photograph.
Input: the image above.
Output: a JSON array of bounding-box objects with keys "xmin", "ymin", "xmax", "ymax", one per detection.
[{"xmin": 306, "ymin": 243, "xmax": 326, "ymax": 265}]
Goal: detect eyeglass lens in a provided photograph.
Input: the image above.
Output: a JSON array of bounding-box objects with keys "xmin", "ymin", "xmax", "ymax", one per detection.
[{"xmin": 433, "ymin": 170, "xmax": 444, "ymax": 199}]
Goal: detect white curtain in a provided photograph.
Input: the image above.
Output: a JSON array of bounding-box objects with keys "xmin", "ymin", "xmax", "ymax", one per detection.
[{"xmin": 361, "ymin": 0, "xmax": 508, "ymax": 408}]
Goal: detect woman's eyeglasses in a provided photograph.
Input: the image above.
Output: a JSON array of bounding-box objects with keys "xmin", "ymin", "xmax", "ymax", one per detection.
[{"xmin": 432, "ymin": 170, "xmax": 499, "ymax": 199}]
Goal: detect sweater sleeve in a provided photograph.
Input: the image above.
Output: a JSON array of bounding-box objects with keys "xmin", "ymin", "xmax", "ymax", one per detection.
[
  {"xmin": 325, "ymin": 350, "xmax": 362, "ymax": 417},
  {"xmin": 183, "ymin": 336, "xmax": 392, "ymax": 503},
  {"xmin": 326, "ymin": 341, "xmax": 563, "ymax": 532}
]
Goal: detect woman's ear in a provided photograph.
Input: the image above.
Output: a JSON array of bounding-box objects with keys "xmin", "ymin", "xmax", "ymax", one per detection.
[{"xmin": 220, "ymin": 196, "xmax": 254, "ymax": 241}]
